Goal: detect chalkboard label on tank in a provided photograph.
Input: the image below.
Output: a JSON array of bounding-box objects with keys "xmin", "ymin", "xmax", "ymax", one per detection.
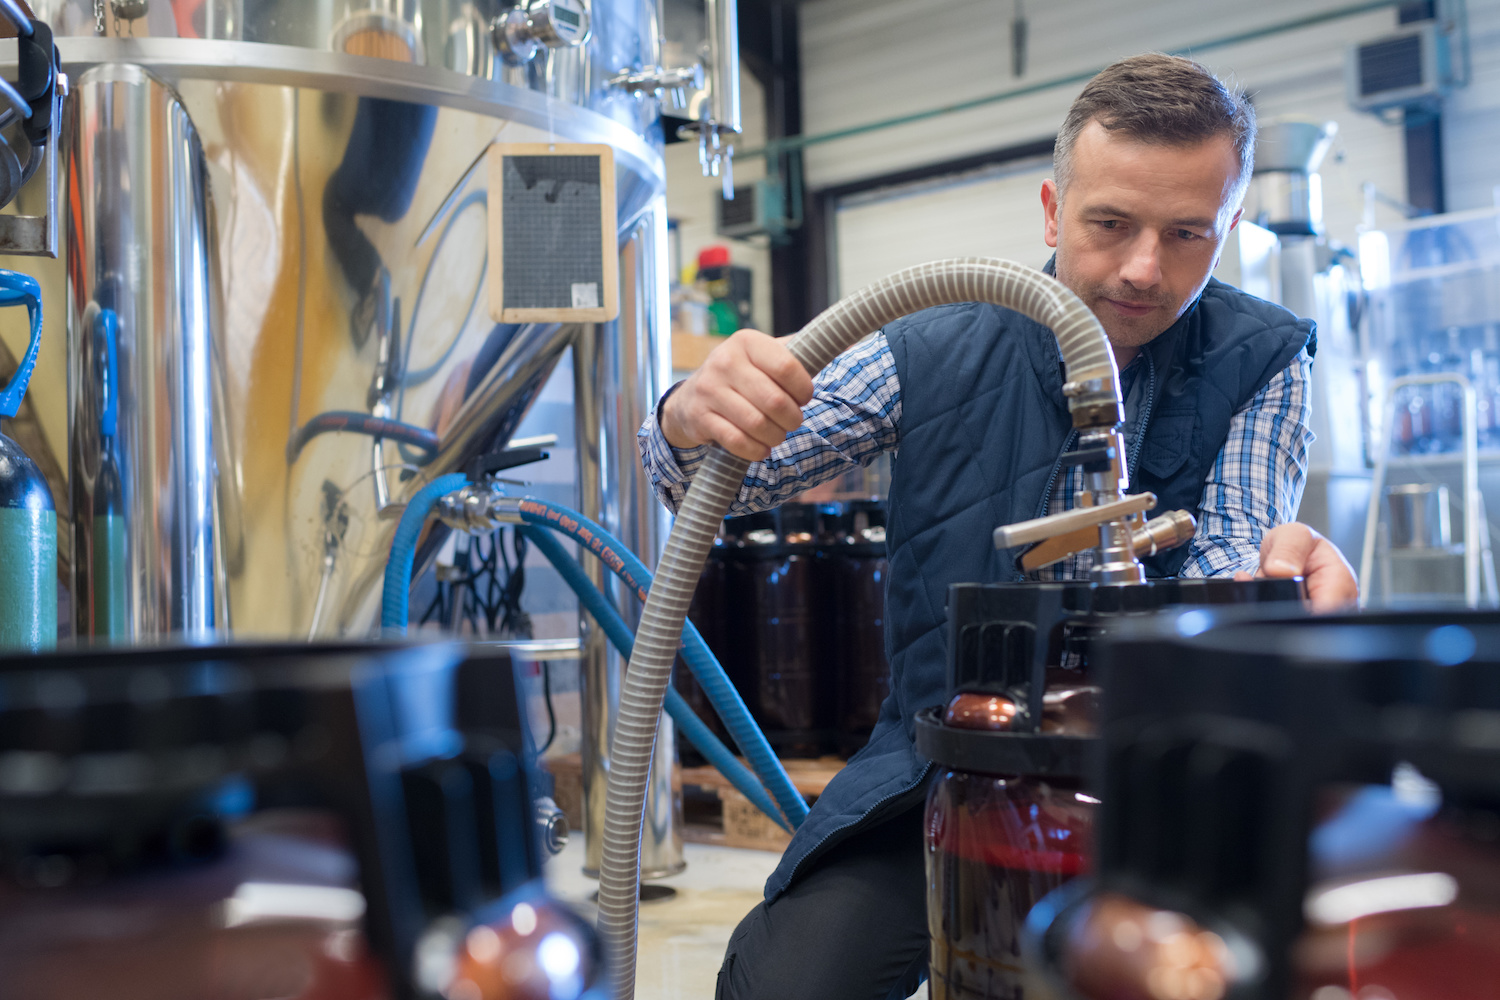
[{"xmin": 487, "ymin": 143, "xmax": 619, "ymax": 323}]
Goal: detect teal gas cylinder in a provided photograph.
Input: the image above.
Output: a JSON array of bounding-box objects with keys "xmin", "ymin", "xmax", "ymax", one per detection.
[{"xmin": 0, "ymin": 270, "xmax": 55, "ymax": 651}]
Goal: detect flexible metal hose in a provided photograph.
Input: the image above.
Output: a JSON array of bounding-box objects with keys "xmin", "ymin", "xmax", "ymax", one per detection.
[{"xmin": 597, "ymin": 258, "xmax": 1121, "ymax": 998}]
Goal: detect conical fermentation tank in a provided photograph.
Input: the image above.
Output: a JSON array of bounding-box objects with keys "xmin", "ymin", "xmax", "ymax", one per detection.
[
  {"xmin": 5, "ymin": 0, "xmax": 697, "ymax": 882},
  {"xmin": 8, "ymin": 0, "xmax": 672, "ymax": 642}
]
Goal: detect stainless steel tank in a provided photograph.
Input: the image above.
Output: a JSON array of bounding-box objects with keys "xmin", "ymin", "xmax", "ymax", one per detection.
[{"xmin": 10, "ymin": 0, "xmax": 688, "ymax": 875}]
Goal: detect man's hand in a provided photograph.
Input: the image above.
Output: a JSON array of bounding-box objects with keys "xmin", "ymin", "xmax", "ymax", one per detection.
[
  {"xmin": 1237, "ymin": 523, "xmax": 1358, "ymax": 613},
  {"xmin": 660, "ymin": 329, "xmax": 814, "ymax": 462}
]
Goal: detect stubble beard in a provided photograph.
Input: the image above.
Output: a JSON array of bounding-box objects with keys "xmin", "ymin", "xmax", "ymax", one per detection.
[{"xmin": 1054, "ymin": 249, "xmax": 1179, "ymax": 351}]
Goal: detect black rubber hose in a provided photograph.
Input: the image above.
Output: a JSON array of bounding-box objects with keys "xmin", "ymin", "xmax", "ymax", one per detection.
[{"xmin": 286, "ymin": 411, "xmax": 439, "ymax": 464}]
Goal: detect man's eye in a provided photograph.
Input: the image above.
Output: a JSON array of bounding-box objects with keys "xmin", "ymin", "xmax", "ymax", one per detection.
[
  {"xmin": 1098, "ymin": 220, "xmax": 1120, "ymax": 230},
  {"xmin": 1177, "ymin": 229, "xmax": 1201, "ymax": 240}
]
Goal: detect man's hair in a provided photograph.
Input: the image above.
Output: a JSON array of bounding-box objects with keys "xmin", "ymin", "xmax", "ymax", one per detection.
[{"xmin": 1054, "ymin": 54, "xmax": 1256, "ymax": 202}]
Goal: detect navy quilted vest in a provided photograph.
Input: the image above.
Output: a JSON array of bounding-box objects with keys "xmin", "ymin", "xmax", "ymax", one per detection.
[{"xmin": 763, "ymin": 275, "xmax": 1314, "ymax": 899}]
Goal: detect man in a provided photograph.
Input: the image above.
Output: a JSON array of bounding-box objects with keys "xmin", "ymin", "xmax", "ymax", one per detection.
[{"xmin": 638, "ymin": 54, "xmax": 1357, "ymax": 1000}]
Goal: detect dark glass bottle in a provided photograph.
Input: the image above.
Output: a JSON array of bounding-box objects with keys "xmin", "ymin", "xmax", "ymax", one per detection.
[
  {"xmin": 728, "ymin": 504, "xmax": 826, "ymax": 756},
  {"xmin": 927, "ymin": 744, "xmax": 1095, "ymax": 1000},
  {"xmin": 833, "ymin": 500, "xmax": 890, "ymax": 741}
]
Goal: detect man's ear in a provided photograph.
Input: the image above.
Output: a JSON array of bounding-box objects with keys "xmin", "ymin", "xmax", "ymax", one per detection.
[
  {"xmin": 1210, "ymin": 207, "xmax": 1246, "ymax": 272},
  {"xmin": 1042, "ymin": 179, "xmax": 1061, "ymax": 248}
]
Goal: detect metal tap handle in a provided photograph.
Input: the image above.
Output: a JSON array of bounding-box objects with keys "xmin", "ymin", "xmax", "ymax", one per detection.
[{"xmin": 993, "ymin": 492, "xmax": 1156, "ymax": 550}]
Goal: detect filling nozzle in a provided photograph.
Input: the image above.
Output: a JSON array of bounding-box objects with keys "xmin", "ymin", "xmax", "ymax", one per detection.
[{"xmin": 994, "ymin": 419, "xmax": 1197, "ymax": 581}]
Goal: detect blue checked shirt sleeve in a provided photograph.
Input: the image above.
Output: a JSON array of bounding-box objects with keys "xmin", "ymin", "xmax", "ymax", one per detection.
[
  {"xmin": 1179, "ymin": 349, "xmax": 1315, "ymax": 578},
  {"xmin": 637, "ymin": 333, "xmax": 901, "ymax": 515}
]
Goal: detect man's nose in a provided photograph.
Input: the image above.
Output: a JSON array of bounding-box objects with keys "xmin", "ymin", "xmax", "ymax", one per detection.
[{"xmin": 1120, "ymin": 232, "xmax": 1163, "ymax": 289}]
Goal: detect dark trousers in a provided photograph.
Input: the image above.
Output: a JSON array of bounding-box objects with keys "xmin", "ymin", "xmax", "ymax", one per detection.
[{"xmin": 715, "ymin": 802, "xmax": 929, "ymax": 1000}]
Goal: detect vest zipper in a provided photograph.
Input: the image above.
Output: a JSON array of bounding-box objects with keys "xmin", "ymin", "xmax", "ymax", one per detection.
[
  {"xmin": 778, "ymin": 761, "xmax": 935, "ymax": 893},
  {"xmin": 1127, "ymin": 350, "xmax": 1158, "ymax": 481}
]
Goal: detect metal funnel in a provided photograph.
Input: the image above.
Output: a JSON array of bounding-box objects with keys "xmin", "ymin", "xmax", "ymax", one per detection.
[{"xmin": 1254, "ymin": 118, "xmax": 1338, "ymax": 175}]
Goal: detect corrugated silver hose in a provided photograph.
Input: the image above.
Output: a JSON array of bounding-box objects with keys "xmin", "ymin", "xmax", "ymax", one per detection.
[{"xmin": 597, "ymin": 258, "xmax": 1121, "ymax": 999}]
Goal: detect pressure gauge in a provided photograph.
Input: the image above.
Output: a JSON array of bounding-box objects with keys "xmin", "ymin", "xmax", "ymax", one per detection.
[
  {"xmin": 527, "ymin": 0, "xmax": 590, "ymax": 47},
  {"xmin": 494, "ymin": 0, "xmax": 590, "ymax": 66}
]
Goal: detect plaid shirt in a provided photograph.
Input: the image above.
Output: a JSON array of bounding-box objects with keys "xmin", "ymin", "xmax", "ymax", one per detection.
[{"xmin": 638, "ymin": 331, "xmax": 1314, "ymax": 579}]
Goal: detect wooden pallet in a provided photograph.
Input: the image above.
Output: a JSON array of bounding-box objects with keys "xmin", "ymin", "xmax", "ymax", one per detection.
[
  {"xmin": 541, "ymin": 753, "xmax": 845, "ymax": 853},
  {"xmin": 681, "ymin": 756, "xmax": 844, "ymax": 852}
]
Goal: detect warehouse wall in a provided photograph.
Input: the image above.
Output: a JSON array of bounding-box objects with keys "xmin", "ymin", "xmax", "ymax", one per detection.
[
  {"xmin": 1447, "ymin": 0, "xmax": 1500, "ymax": 211},
  {"xmin": 803, "ymin": 0, "xmax": 1500, "ymax": 294}
]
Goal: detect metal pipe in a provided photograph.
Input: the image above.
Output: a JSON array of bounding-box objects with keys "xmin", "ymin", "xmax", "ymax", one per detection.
[
  {"xmin": 704, "ymin": 0, "xmax": 739, "ymax": 136},
  {"xmin": 679, "ymin": 0, "xmax": 741, "ymax": 196},
  {"xmin": 574, "ymin": 198, "xmax": 682, "ymax": 879},
  {"xmin": 1132, "ymin": 510, "xmax": 1198, "ymax": 559},
  {"xmin": 69, "ymin": 63, "xmax": 218, "ymax": 638},
  {"xmin": 0, "ymin": 0, "xmax": 33, "ymax": 37}
]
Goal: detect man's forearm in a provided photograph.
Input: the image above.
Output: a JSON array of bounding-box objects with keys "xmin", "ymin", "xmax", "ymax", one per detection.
[
  {"xmin": 1180, "ymin": 350, "xmax": 1315, "ymax": 577},
  {"xmin": 636, "ymin": 332, "xmax": 904, "ymax": 516}
]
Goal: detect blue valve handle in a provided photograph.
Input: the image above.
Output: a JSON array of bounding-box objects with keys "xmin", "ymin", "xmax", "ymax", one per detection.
[
  {"xmin": 95, "ymin": 307, "xmax": 119, "ymax": 437},
  {"xmin": 0, "ymin": 270, "xmax": 42, "ymax": 420}
]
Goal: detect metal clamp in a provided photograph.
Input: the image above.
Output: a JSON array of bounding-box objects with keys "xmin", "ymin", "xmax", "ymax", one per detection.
[
  {"xmin": 535, "ymin": 795, "xmax": 569, "ymax": 855},
  {"xmin": 0, "ymin": 16, "xmax": 64, "ymax": 257}
]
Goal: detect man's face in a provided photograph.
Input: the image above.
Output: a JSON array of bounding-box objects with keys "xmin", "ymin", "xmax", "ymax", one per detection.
[{"xmin": 1042, "ymin": 121, "xmax": 1245, "ymax": 359}]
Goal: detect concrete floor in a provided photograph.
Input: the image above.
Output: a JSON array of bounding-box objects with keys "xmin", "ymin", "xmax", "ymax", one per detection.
[
  {"xmin": 546, "ymin": 839, "xmax": 927, "ymax": 1000},
  {"xmin": 545, "ymin": 839, "xmax": 779, "ymax": 999}
]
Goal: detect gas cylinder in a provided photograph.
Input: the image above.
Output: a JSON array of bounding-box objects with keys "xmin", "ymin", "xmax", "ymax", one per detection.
[{"xmin": 0, "ymin": 270, "xmax": 55, "ymax": 651}]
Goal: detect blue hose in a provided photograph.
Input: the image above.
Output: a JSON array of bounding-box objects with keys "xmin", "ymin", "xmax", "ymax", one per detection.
[
  {"xmin": 520, "ymin": 525, "xmax": 791, "ymax": 831},
  {"xmin": 381, "ymin": 473, "xmax": 469, "ymax": 634},
  {"xmin": 379, "ymin": 480, "xmax": 809, "ymax": 829},
  {"xmin": 507, "ymin": 497, "xmax": 809, "ymax": 829}
]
